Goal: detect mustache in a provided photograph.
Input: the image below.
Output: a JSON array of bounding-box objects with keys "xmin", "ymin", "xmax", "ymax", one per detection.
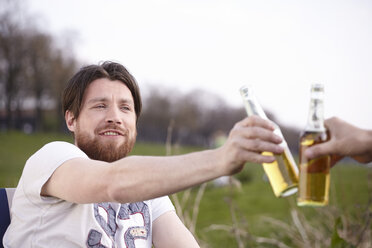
[{"xmin": 96, "ymin": 123, "xmax": 128, "ymax": 136}]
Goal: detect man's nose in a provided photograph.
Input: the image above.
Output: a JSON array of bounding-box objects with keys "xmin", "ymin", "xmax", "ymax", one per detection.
[{"xmin": 105, "ymin": 106, "xmax": 122, "ymax": 124}]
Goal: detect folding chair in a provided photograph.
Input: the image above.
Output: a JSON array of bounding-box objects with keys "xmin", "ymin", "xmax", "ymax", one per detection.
[{"xmin": 0, "ymin": 188, "xmax": 15, "ymax": 248}]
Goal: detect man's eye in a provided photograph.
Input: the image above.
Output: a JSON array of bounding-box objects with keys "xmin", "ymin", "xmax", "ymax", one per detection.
[
  {"xmin": 94, "ymin": 105, "xmax": 106, "ymax": 109},
  {"xmin": 121, "ymin": 106, "xmax": 131, "ymax": 111}
]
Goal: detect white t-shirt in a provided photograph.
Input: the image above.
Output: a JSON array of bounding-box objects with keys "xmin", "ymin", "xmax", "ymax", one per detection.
[{"xmin": 3, "ymin": 141, "xmax": 175, "ymax": 248}]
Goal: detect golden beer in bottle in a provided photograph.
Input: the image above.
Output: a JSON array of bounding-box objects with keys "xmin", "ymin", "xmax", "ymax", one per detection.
[
  {"xmin": 297, "ymin": 84, "xmax": 330, "ymax": 206},
  {"xmin": 240, "ymin": 86, "xmax": 299, "ymax": 197}
]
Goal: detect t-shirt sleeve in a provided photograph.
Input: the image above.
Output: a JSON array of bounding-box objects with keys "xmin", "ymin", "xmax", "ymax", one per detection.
[
  {"xmin": 21, "ymin": 141, "xmax": 88, "ymax": 206},
  {"xmin": 150, "ymin": 196, "xmax": 175, "ymax": 221}
]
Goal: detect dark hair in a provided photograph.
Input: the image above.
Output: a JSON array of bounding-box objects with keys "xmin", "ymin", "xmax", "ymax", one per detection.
[{"xmin": 62, "ymin": 61, "xmax": 142, "ymax": 122}]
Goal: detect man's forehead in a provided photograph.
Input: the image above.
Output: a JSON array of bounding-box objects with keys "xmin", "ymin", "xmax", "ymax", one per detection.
[{"xmin": 83, "ymin": 79, "xmax": 134, "ymax": 103}]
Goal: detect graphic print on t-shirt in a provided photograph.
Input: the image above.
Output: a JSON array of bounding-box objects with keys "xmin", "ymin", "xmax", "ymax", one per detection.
[{"xmin": 87, "ymin": 202, "xmax": 150, "ymax": 248}]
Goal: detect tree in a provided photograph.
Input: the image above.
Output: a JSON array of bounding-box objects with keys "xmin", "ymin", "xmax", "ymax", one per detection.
[
  {"xmin": 137, "ymin": 86, "xmax": 174, "ymax": 142},
  {"xmin": 0, "ymin": 3, "xmax": 28, "ymax": 129},
  {"xmin": 49, "ymin": 50, "xmax": 78, "ymax": 132},
  {"xmin": 25, "ymin": 31, "xmax": 53, "ymax": 131},
  {"xmin": 0, "ymin": 0, "xmax": 79, "ymax": 132}
]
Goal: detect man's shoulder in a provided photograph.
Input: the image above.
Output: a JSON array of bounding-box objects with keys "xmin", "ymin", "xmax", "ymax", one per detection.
[
  {"xmin": 42, "ymin": 141, "xmax": 76, "ymax": 149},
  {"xmin": 35, "ymin": 141, "xmax": 81, "ymax": 155},
  {"xmin": 27, "ymin": 141, "xmax": 87, "ymax": 165}
]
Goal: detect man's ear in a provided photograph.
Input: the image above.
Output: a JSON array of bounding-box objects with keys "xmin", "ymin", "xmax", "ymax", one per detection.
[{"xmin": 65, "ymin": 110, "xmax": 76, "ymax": 132}]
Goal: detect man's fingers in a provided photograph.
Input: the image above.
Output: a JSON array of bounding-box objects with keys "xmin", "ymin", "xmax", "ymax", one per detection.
[
  {"xmin": 232, "ymin": 125, "xmax": 283, "ymax": 145},
  {"xmin": 306, "ymin": 145, "xmax": 343, "ymax": 167},
  {"xmin": 226, "ymin": 116, "xmax": 287, "ymax": 167},
  {"xmin": 305, "ymin": 142, "xmax": 333, "ymax": 159},
  {"xmin": 239, "ymin": 138, "xmax": 284, "ymax": 154},
  {"xmin": 239, "ymin": 116, "xmax": 276, "ymax": 131},
  {"xmin": 246, "ymin": 126, "xmax": 283, "ymax": 144},
  {"xmin": 240, "ymin": 150, "xmax": 276, "ymax": 164},
  {"xmin": 233, "ymin": 116, "xmax": 283, "ymax": 145}
]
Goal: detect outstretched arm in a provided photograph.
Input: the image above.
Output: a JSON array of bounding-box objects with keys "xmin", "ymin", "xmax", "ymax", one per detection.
[
  {"xmin": 42, "ymin": 116, "xmax": 284, "ymax": 204},
  {"xmin": 305, "ymin": 117, "xmax": 372, "ymax": 166}
]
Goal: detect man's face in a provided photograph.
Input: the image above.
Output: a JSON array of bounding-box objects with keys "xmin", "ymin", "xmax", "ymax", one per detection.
[{"xmin": 66, "ymin": 78, "xmax": 137, "ymax": 162}]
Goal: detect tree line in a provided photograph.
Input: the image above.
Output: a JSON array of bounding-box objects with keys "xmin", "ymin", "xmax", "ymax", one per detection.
[
  {"xmin": 0, "ymin": 0, "xmax": 301, "ymax": 152},
  {"xmin": 0, "ymin": 0, "xmax": 78, "ymax": 132}
]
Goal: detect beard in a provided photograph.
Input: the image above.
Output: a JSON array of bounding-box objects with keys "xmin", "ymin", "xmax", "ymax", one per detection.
[{"xmin": 74, "ymin": 124, "xmax": 136, "ymax": 162}]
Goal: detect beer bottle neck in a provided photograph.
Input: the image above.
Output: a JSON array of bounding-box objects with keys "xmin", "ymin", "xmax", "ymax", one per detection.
[
  {"xmin": 240, "ymin": 86, "xmax": 269, "ymax": 120},
  {"xmin": 306, "ymin": 91, "xmax": 325, "ymax": 132}
]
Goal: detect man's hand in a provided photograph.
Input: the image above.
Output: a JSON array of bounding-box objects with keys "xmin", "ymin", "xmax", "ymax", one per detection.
[
  {"xmin": 305, "ymin": 117, "xmax": 372, "ymax": 167},
  {"xmin": 218, "ymin": 115, "xmax": 284, "ymax": 175}
]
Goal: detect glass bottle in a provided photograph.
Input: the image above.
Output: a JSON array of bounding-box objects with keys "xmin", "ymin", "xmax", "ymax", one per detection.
[
  {"xmin": 239, "ymin": 85, "xmax": 299, "ymax": 197},
  {"xmin": 297, "ymin": 84, "xmax": 330, "ymax": 206}
]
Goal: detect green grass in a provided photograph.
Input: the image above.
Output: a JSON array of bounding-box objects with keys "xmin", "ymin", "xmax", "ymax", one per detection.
[
  {"xmin": 191, "ymin": 163, "xmax": 370, "ymax": 245},
  {"xmin": 0, "ymin": 131, "xmax": 74, "ymax": 186},
  {"xmin": 0, "ymin": 131, "xmax": 370, "ymax": 247}
]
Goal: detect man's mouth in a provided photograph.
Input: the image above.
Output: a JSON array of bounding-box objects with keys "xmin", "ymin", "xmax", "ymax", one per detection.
[{"xmin": 100, "ymin": 130, "xmax": 123, "ymax": 136}]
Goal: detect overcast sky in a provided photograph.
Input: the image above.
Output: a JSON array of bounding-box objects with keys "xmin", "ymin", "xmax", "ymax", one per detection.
[{"xmin": 27, "ymin": 0, "xmax": 372, "ymax": 129}]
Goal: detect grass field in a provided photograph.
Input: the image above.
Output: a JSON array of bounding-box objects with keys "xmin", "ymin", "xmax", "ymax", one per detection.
[{"xmin": 1, "ymin": 131, "xmax": 371, "ymax": 247}]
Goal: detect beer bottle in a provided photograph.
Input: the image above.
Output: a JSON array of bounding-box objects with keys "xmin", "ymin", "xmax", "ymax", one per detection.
[
  {"xmin": 240, "ymin": 85, "xmax": 299, "ymax": 197},
  {"xmin": 297, "ymin": 84, "xmax": 330, "ymax": 206}
]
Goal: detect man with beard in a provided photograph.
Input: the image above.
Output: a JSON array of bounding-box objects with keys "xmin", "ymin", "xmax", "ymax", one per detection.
[{"xmin": 4, "ymin": 62, "xmax": 285, "ymax": 248}]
